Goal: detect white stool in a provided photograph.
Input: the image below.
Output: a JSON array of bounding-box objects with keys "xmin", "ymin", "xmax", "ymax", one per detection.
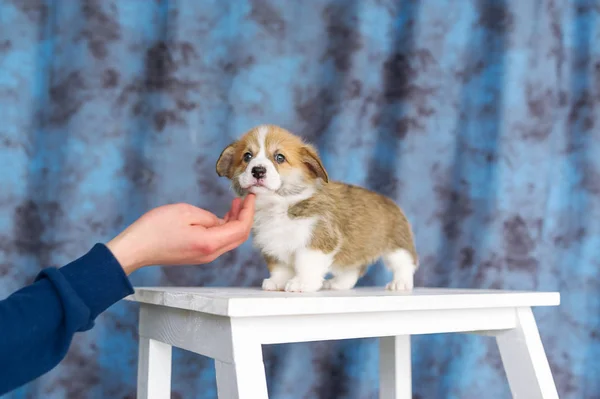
[{"xmin": 126, "ymin": 287, "xmax": 560, "ymax": 399}]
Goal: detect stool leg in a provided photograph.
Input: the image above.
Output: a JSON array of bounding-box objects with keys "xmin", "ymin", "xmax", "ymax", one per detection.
[
  {"xmin": 379, "ymin": 335, "xmax": 411, "ymax": 399},
  {"xmin": 137, "ymin": 337, "xmax": 172, "ymax": 399},
  {"xmin": 496, "ymin": 307, "xmax": 559, "ymax": 399},
  {"xmin": 215, "ymin": 341, "xmax": 268, "ymax": 399}
]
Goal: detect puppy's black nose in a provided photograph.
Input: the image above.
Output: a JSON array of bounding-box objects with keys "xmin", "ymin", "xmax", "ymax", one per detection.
[{"xmin": 251, "ymin": 166, "xmax": 267, "ymax": 179}]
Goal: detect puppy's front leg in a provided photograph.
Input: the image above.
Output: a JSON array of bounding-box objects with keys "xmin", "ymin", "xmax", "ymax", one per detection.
[
  {"xmin": 262, "ymin": 264, "xmax": 295, "ymax": 291},
  {"xmin": 285, "ymin": 248, "xmax": 332, "ymax": 292},
  {"xmin": 262, "ymin": 254, "xmax": 294, "ymax": 291}
]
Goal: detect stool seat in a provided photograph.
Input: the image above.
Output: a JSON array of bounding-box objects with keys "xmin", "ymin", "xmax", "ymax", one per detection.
[
  {"xmin": 126, "ymin": 287, "xmax": 560, "ymax": 399},
  {"xmin": 127, "ymin": 286, "xmax": 559, "ymax": 316}
]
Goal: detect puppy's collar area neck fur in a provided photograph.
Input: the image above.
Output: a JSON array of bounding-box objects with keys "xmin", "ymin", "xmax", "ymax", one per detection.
[{"xmin": 254, "ymin": 187, "xmax": 316, "ymax": 209}]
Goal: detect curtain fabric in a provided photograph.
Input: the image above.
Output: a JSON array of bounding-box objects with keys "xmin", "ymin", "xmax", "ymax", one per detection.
[{"xmin": 0, "ymin": 0, "xmax": 598, "ymax": 398}]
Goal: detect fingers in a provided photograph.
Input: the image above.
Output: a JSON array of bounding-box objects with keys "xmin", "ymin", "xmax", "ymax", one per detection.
[
  {"xmin": 200, "ymin": 236, "xmax": 248, "ymax": 263},
  {"xmin": 187, "ymin": 206, "xmax": 222, "ymax": 227},
  {"xmin": 237, "ymin": 194, "xmax": 256, "ymax": 224},
  {"xmin": 222, "ymin": 197, "xmax": 240, "ymax": 224},
  {"xmin": 200, "ymin": 196, "xmax": 255, "ymax": 251},
  {"xmin": 229, "ymin": 197, "xmax": 242, "ymax": 221},
  {"xmin": 202, "ymin": 219, "xmax": 251, "ymax": 250},
  {"xmin": 221, "ymin": 198, "xmax": 241, "ymax": 224},
  {"xmin": 190, "ymin": 195, "xmax": 256, "ymax": 259}
]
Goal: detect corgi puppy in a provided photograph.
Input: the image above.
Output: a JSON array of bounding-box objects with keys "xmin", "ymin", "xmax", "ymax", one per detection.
[{"xmin": 216, "ymin": 125, "xmax": 418, "ymax": 292}]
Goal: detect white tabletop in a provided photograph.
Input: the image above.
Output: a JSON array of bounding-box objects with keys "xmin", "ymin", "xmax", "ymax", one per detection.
[{"xmin": 125, "ymin": 287, "xmax": 560, "ymax": 317}]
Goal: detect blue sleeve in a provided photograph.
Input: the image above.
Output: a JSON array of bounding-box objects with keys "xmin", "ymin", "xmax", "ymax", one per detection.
[{"xmin": 0, "ymin": 244, "xmax": 135, "ymax": 395}]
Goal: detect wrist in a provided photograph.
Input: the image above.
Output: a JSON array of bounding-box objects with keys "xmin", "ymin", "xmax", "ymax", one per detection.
[{"xmin": 106, "ymin": 231, "xmax": 145, "ymax": 275}]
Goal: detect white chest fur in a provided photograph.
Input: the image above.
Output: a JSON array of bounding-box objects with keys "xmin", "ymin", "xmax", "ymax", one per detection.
[{"xmin": 252, "ymin": 193, "xmax": 316, "ymax": 265}]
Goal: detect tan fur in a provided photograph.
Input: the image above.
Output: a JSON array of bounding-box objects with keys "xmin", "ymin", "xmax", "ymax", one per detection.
[
  {"xmin": 263, "ymin": 253, "xmax": 281, "ymax": 272},
  {"xmin": 289, "ymin": 182, "xmax": 418, "ymax": 268}
]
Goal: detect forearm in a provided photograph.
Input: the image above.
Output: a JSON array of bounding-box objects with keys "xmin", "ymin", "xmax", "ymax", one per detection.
[{"xmin": 0, "ymin": 244, "xmax": 134, "ymax": 395}]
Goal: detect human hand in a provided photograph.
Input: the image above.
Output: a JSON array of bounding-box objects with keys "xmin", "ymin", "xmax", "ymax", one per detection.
[{"xmin": 106, "ymin": 195, "xmax": 256, "ymax": 275}]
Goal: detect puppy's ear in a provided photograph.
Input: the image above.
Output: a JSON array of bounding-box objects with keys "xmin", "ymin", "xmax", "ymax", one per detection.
[
  {"xmin": 216, "ymin": 141, "xmax": 238, "ymax": 179},
  {"xmin": 300, "ymin": 144, "xmax": 329, "ymax": 183}
]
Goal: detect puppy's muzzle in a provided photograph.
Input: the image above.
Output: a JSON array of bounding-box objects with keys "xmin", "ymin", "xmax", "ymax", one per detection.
[{"xmin": 252, "ymin": 166, "xmax": 267, "ymax": 179}]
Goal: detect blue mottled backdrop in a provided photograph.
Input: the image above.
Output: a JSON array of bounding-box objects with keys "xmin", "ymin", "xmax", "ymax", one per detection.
[{"xmin": 1, "ymin": 0, "xmax": 599, "ymax": 398}]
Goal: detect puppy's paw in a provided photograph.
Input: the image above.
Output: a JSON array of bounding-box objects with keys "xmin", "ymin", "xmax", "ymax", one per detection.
[
  {"xmin": 385, "ymin": 278, "xmax": 414, "ymax": 291},
  {"xmin": 322, "ymin": 279, "xmax": 355, "ymax": 291},
  {"xmin": 285, "ymin": 277, "xmax": 323, "ymax": 293},
  {"xmin": 262, "ymin": 278, "xmax": 286, "ymax": 291}
]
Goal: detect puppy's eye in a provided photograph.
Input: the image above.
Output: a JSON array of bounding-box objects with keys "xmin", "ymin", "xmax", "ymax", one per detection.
[
  {"xmin": 275, "ymin": 153, "xmax": 286, "ymax": 164},
  {"xmin": 243, "ymin": 152, "xmax": 253, "ymax": 162}
]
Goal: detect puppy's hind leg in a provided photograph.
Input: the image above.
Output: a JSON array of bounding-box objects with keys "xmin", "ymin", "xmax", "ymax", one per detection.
[
  {"xmin": 383, "ymin": 248, "xmax": 416, "ymax": 291},
  {"xmin": 322, "ymin": 266, "xmax": 361, "ymax": 290}
]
